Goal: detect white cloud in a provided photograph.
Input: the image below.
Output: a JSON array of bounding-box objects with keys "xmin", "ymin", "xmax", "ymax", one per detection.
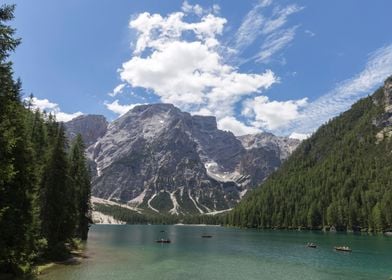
[
  {"xmin": 182, "ymin": 1, "xmax": 204, "ymax": 16},
  {"xmin": 181, "ymin": 1, "xmax": 220, "ymax": 16},
  {"xmin": 104, "ymin": 100, "xmax": 143, "ymax": 116},
  {"xmin": 288, "ymin": 44, "xmax": 392, "ymax": 134},
  {"xmin": 212, "ymin": 4, "xmax": 220, "ymax": 14},
  {"xmin": 217, "ymin": 116, "xmax": 261, "ymax": 136},
  {"xmin": 289, "ymin": 132, "xmax": 310, "ymax": 140},
  {"xmin": 129, "ymin": 11, "xmax": 226, "ymax": 55},
  {"xmin": 28, "ymin": 97, "xmax": 83, "ymax": 122},
  {"xmin": 260, "ymin": 0, "xmax": 273, "ymax": 7},
  {"xmin": 242, "ymin": 95, "xmax": 308, "ymax": 130},
  {"xmin": 241, "ymin": 44, "xmax": 392, "ymax": 135},
  {"xmin": 30, "ymin": 97, "xmax": 58, "ymax": 111},
  {"xmin": 256, "ymin": 26, "xmax": 297, "ymax": 63},
  {"xmin": 261, "ymin": 4, "xmax": 303, "ymax": 35},
  {"xmin": 109, "ymin": 83, "xmax": 126, "ymax": 97},
  {"xmin": 232, "ymin": 2, "xmax": 267, "ymax": 53},
  {"xmin": 231, "ymin": 1, "xmax": 302, "ymax": 64},
  {"xmin": 111, "ymin": 2, "xmax": 309, "ymax": 136},
  {"xmin": 304, "ymin": 29, "xmax": 315, "ymax": 37},
  {"xmin": 119, "ymin": 9, "xmax": 277, "ymax": 122},
  {"xmin": 55, "ymin": 112, "xmax": 83, "ymax": 122}
]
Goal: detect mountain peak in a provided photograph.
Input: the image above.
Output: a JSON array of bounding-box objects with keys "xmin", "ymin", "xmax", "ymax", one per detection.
[
  {"xmin": 123, "ymin": 103, "xmax": 181, "ymax": 117},
  {"xmin": 71, "ymin": 114, "xmax": 107, "ymax": 121},
  {"xmin": 85, "ymin": 103, "xmax": 299, "ymax": 214},
  {"xmin": 65, "ymin": 114, "xmax": 108, "ymax": 146}
]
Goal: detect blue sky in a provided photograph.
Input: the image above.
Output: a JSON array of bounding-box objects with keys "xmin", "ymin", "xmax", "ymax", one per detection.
[{"xmin": 6, "ymin": 0, "xmax": 392, "ymax": 138}]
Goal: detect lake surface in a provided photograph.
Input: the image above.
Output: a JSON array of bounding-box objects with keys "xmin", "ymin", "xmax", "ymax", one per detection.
[{"xmin": 40, "ymin": 225, "xmax": 392, "ymax": 280}]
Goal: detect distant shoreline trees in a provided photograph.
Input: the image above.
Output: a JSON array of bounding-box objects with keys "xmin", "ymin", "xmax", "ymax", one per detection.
[{"xmin": 0, "ymin": 5, "xmax": 91, "ymax": 277}]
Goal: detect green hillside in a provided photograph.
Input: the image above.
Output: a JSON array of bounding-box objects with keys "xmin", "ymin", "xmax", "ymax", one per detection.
[{"xmin": 228, "ymin": 77, "xmax": 392, "ymax": 232}]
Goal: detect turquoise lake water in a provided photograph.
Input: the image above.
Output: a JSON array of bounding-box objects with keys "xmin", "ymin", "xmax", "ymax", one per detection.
[{"xmin": 40, "ymin": 224, "xmax": 392, "ymax": 280}]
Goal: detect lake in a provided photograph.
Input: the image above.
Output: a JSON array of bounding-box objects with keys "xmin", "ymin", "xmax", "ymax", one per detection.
[{"xmin": 40, "ymin": 225, "xmax": 392, "ymax": 280}]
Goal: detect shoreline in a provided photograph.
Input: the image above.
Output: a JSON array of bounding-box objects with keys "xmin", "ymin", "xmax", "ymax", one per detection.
[
  {"xmin": 92, "ymin": 223, "xmax": 392, "ymax": 236},
  {"xmin": 36, "ymin": 247, "xmax": 87, "ymax": 277},
  {"xmin": 174, "ymin": 223, "xmax": 221, "ymax": 227}
]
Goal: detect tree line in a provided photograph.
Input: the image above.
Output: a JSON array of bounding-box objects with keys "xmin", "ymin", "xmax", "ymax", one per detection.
[
  {"xmin": 0, "ymin": 5, "xmax": 91, "ymax": 277},
  {"xmin": 227, "ymin": 85, "xmax": 392, "ymax": 232},
  {"xmin": 94, "ymin": 203, "xmax": 226, "ymax": 225}
]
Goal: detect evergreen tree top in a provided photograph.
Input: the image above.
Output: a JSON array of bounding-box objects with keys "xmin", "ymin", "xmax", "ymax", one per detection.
[{"xmin": 0, "ymin": 4, "xmax": 20, "ymax": 62}]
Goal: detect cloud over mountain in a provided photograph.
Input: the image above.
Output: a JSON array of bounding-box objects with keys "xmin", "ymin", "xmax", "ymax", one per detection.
[
  {"xmin": 28, "ymin": 97, "xmax": 83, "ymax": 122},
  {"xmin": 105, "ymin": 1, "xmax": 309, "ymax": 136}
]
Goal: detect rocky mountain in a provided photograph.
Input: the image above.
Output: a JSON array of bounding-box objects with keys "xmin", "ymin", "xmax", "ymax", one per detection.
[
  {"xmin": 64, "ymin": 114, "xmax": 108, "ymax": 146},
  {"xmin": 66, "ymin": 104, "xmax": 300, "ymax": 215},
  {"xmin": 229, "ymin": 76, "xmax": 392, "ymax": 231},
  {"xmin": 237, "ymin": 133, "xmax": 300, "ymax": 187},
  {"xmin": 375, "ymin": 76, "xmax": 392, "ymax": 141}
]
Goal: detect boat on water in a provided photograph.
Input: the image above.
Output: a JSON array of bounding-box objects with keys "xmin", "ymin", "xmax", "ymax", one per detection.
[
  {"xmin": 156, "ymin": 239, "xmax": 171, "ymax": 243},
  {"xmin": 306, "ymin": 242, "xmax": 317, "ymax": 248},
  {"xmin": 201, "ymin": 235, "xmax": 213, "ymax": 238},
  {"xmin": 334, "ymin": 246, "xmax": 352, "ymax": 252}
]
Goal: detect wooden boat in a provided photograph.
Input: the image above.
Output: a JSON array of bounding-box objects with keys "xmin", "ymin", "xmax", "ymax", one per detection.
[
  {"xmin": 306, "ymin": 242, "xmax": 317, "ymax": 248},
  {"xmin": 334, "ymin": 246, "xmax": 352, "ymax": 252},
  {"xmin": 201, "ymin": 235, "xmax": 213, "ymax": 238},
  {"xmin": 156, "ymin": 239, "xmax": 171, "ymax": 243}
]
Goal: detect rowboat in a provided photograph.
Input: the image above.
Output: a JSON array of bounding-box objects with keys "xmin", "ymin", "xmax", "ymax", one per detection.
[
  {"xmin": 156, "ymin": 239, "xmax": 171, "ymax": 243},
  {"xmin": 306, "ymin": 242, "xmax": 317, "ymax": 248},
  {"xmin": 334, "ymin": 246, "xmax": 352, "ymax": 252}
]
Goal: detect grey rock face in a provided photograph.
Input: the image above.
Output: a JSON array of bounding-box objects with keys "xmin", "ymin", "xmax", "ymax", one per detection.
[
  {"xmin": 238, "ymin": 133, "xmax": 300, "ymax": 160},
  {"xmin": 80, "ymin": 104, "xmax": 300, "ymax": 214},
  {"xmin": 64, "ymin": 115, "xmax": 108, "ymax": 146},
  {"xmin": 237, "ymin": 133, "xmax": 300, "ymax": 187},
  {"xmin": 384, "ymin": 76, "xmax": 392, "ymax": 111},
  {"xmin": 191, "ymin": 115, "xmax": 244, "ymax": 171},
  {"xmin": 375, "ymin": 77, "xmax": 392, "ymax": 141}
]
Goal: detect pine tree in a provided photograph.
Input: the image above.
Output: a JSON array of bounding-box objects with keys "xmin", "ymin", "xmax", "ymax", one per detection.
[
  {"xmin": 69, "ymin": 134, "xmax": 92, "ymax": 240},
  {"xmin": 40, "ymin": 124, "xmax": 75, "ymax": 259},
  {"xmin": 0, "ymin": 4, "xmax": 20, "ymax": 201},
  {"xmin": 0, "ymin": 4, "xmax": 39, "ymax": 275},
  {"xmin": 228, "ymin": 83, "xmax": 392, "ymax": 232},
  {"xmin": 0, "ymin": 5, "xmax": 94, "ymax": 276}
]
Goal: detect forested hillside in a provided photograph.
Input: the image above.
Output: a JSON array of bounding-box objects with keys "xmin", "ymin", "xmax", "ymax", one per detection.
[
  {"xmin": 0, "ymin": 5, "xmax": 91, "ymax": 277},
  {"xmin": 228, "ymin": 79, "xmax": 392, "ymax": 232}
]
